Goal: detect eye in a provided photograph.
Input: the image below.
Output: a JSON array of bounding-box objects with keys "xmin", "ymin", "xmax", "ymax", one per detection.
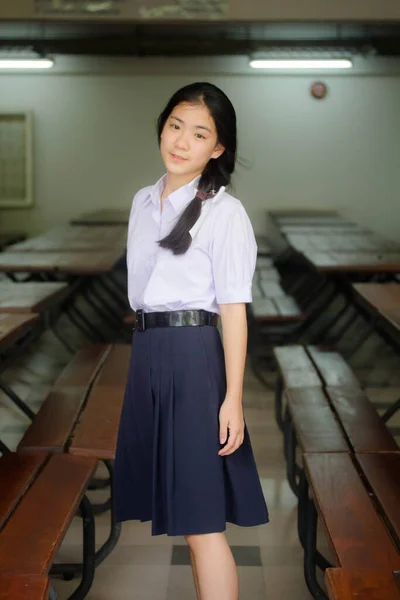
[
  {"xmin": 170, "ymin": 123, "xmax": 179, "ymax": 130},
  {"xmin": 195, "ymin": 133, "xmax": 205, "ymax": 139}
]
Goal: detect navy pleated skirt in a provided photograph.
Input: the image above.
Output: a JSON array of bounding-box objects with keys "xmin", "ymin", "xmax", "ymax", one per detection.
[{"xmin": 113, "ymin": 325, "xmax": 269, "ymax": 536}]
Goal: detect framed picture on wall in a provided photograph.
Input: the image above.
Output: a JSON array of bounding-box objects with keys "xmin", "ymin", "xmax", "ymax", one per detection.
[{"xmin": 0, "ymin": 111, "xmax": 33, "ymax": 208}]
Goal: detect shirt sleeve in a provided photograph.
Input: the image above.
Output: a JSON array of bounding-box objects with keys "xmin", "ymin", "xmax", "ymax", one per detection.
[{"xmin": 211, "ymin": 203, "xmax": 257, "ymax": 304}]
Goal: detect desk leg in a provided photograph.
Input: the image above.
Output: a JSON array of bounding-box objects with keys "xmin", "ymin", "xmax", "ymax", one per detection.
[{"xmin": 0, "ymin": 377, "xmax": 35, "ymax": 420}]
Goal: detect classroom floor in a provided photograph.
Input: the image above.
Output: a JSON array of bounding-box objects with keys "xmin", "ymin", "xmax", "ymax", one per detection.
[{"xmin": 1, "ymin": 314, "xmax": 399, "ymax": 599}]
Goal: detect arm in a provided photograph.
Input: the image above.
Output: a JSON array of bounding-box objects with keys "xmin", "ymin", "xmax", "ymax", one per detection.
[
  {"xmin": 210, "ymin": 201, "xmax": 257, "ymax": 455},
  {"xmin": 218, "ymin": 302, "xmax": 247, "ymax": 456}
]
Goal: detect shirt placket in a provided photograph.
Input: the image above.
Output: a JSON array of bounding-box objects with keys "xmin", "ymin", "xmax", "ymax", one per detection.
[{"xmin": 142, "ymin": 200, "xmax": 175, "ymax": 308}]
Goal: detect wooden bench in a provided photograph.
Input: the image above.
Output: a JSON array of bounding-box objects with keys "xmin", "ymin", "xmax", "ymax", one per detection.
[
  {"xmin": 356, "ymin": 453, "xmax": 400, "ymax": 547},
  {"xmin": 0, "ymin": 452, "xmax": 97, "ymax": 600},
  {"xmin": 274, "ymin": 345, "xmax": 397, "ymax": 501},
  {"xmin": 17, "ymin": 344, "xmax": 130, "ymax": 566},
  {"xmin": 326, "ymin": 387, "xmax": 398, "ymax": 453},
  {"xmin": 325, "ymin": 569, "xmax": 400, "ymax": 600},
  {"xmin": 273, "ymin": 344, "xmax": 362, "ymax": 429},
  {"xmin": 301, "ymin": 452, "xmax": 400, "ymax": 600},
  {"xmin": 0, "ymin": 574, "xmax": 49, "ymax": 600},
  {"xmin": 18, "ymin": 344, "xmax": 111, "ymax": 452}
]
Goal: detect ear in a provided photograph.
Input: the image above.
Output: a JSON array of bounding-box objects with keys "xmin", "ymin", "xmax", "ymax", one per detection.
[{"xmin": 211, "ymin": 143, "xmax": 225, "ymax": 160}]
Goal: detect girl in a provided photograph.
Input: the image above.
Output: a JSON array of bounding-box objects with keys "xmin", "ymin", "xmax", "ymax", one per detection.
[{"xmin": 114, "ymin": 82, "xmax": 269, "ymax": 600}]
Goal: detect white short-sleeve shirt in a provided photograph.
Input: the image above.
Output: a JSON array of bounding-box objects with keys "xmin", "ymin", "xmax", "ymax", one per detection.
[{"xmin": 126, "ymin": 174, "xmax": 257, "ymax": 315}]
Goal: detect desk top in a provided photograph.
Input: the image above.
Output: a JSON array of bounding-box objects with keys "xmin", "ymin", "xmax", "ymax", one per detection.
[
  {"xmin": 71, "ymin": 208, "xmax": 130, "ymax": 226},
  {"xmin": 0, "ymin": 282, "xmax": 69, "ymax": 313},
  {"xmin": 286, "ymin": 233, "xmax": 399, "ymax": 253},
  {"xmin": 353, "ymin": 283, "xmax": 400, "ymax": 311},
  {"xmin": 303, "ymin": 250, "xmax": 400, "ymax": 273},
  {"xmin": 0, "ymin": 250, "xmax": 123, "ymax": 275},
  {"xmin": 9, "ymin": 225, "xmax": 127, "ymax": 253},
  {"xmin": 353, "ymin": 283, "xmax": 400, "ymax": 333},
  {"xmin": 0, "ymin": 313, "xmax": 39, "ymax": 346}
]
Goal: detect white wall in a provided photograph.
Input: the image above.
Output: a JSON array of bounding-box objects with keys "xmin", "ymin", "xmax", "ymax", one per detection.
[{"xmin": 0, "ymin": 57, "xmax": 399, "ymax": 239}]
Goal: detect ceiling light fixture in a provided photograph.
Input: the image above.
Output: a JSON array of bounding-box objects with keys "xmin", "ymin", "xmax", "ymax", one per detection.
[
  {"xmin": 249, "ymin": 58, "xmax": 353, "ymax": 69},
  {"xmin": 249, "ymin": 48, "xmax": 354, "ymax": 70},
  {"xmin": 0, "ymin": 48, "xmax": 54, "ymax": 70}
]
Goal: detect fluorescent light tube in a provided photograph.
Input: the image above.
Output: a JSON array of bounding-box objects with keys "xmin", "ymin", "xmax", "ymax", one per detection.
[
  {"xmin": 0, "ymin": 58, "xmax": 54, "ymax": 69},
  {"xmin": 249, "ymin": 59, "xmax": 353, "ymax": 70}
]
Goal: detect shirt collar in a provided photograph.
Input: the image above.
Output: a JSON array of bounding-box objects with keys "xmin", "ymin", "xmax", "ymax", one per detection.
[{"xmin": 147, "ymin": 174, "xmax": 201, "ymax": 214}]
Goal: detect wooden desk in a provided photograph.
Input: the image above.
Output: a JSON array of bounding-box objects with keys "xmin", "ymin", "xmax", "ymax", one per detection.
[
  {"xmin": 281, "ymin": 224, "xmax": 367, "ymax": 234},
  {"xmin": 0, "ymin": 250, "xmax": 123, "ymax": 275},
  {"xmin": 71, "ymin": 208, "xmax": 130, "ymax": 226},
  {"xmin": 9, "ymin": 225, "xmax": 127, "ymax": 253},
  {"xmin": 302, "ymin": 250, "xmax": 400, "ymax": 274},
  {"xmin": 275, "ymin": 216, "xmax": 352, "ymax": 227},
  {"xmin": 353, "ymin": 283, "xmax": 400, "ymax": 311},
  {"xmin": 353, "ymin": 283, "xmax": 400, "ymax": 334},
  {"xmin": 0, "ymin": 282, "xmax": 69, "ymax": 313},
  {"xmin": 286, "ymin": 233, "xmax": 399, "ymax": 253}
]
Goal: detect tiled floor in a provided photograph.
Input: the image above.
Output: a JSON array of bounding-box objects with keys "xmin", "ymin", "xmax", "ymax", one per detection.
[{"xmin": 1, "ymin": 316, "xmax": 399, "ymax": 599}]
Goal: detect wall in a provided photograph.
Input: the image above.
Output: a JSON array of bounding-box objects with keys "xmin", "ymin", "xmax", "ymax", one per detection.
[{"xmin": 0, "ymin": 56, "xmax": 399, "ymax": 239}]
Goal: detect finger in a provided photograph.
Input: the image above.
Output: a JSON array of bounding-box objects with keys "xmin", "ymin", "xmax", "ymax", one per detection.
[
  {"xmin": 219, "ymin": 430, "xmax": 239, "ymax": 455},
  {"xmin": 221, "ymin": 431, "xmax": 245, "ymax": 456},
  {"xmin": 219, "ymin": 420, "xmax": 229, "ymax": 445}
]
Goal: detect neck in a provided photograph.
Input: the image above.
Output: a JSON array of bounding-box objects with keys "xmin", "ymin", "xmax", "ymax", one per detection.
[{"xmin": 162, "ymin": 171, "xmax": 201, "ymax": 200}]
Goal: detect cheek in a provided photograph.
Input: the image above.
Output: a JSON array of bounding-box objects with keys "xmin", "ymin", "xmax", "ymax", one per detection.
[{"xmin": 194, "ymin": 142, "xmax": 216, "ymax": 164}]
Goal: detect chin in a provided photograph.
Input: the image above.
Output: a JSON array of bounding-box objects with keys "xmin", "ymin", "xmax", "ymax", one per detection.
[{"xmin": 165, "ymin": 159, "xmax": 193, "ymax": 175}]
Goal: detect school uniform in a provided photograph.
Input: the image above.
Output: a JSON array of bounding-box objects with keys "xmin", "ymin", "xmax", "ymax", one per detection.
[{"xmin": 113, "ymin": 174, "xmax": 269, "ymax": 536}]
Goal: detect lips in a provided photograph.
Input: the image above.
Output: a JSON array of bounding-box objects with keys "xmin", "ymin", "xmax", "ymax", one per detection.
[{"xmin": 170, "ymin": 152, "xmax": 188, "ymax": 162}]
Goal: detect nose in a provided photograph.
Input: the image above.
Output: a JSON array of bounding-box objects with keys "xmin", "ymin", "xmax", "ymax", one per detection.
[{"xmin": 174, "ymin": 130, "xmax": 190, "ymax": 151}]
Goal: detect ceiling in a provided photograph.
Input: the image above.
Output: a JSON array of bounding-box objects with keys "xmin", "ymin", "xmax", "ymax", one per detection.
[{"xmin": 1, "ymin": 21, "xmax": 400, "ymax": 57}]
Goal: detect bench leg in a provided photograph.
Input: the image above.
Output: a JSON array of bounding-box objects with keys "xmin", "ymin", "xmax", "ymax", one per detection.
[
  {"xmin": 89, "ymin": 477, "xmax": 111, "ymax": 491},
  {"xmin": 382, "ymin": 397, "xmax": 400, "ymax": 423},
  {"xmin": 68, "ymin": 494, "xmax": 96, "ymax": 600},
  {"xmin": 93, "ymin": 460, "xmax": 121, "ymax": 567},
  {"xmin": 285, "ymin": 417, "xmax": 299, "ymax": 498},
  {"xmin": 275, "ymin": 373, "xmax": 284, "ymax": 431},
  {"xmin": 298, "ymin": 470, "xmax": 332, "ymax": 572},
  {"xmin": 50, "ymin": 494, "xmax": 96, "ymax": 600},
  {"xmin": 51, "ymin": 461, "xmax": 121, "ymax": 581},
  {"xmin": 303, "ymin": 478, "xmax": 329, "ymax": 600}
]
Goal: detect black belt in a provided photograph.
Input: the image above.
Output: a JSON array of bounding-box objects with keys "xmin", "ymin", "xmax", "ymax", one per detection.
[{"xmin": 134, "ymin": 309, "xmax": 218, "ymax": 332}]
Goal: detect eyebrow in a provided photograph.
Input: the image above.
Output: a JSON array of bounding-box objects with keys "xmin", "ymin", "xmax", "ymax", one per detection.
[{"xmin": 170, "ymin": 115, "xmax": 212, "ymax": 133}]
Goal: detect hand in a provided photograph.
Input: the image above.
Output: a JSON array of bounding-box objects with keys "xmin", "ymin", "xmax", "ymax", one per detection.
[{"xmin": 218, "ymin": 397, "xmax": 245, "ymax": 457}]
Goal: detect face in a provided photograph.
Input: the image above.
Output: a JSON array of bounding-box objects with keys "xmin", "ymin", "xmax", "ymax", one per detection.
[{"xmin": 160, "ymin": 101, "xmax": 225, "ymax": 182}]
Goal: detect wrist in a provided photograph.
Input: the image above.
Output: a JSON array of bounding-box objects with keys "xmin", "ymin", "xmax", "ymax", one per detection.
[{"xmin": 225, "ymin": 391, "xmax": 243, "ymax": 405}]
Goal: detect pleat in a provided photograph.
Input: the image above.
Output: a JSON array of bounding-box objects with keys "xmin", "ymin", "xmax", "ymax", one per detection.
[{"xmin": 165, "ymin": 342, "xmax": 175, "ymax": 535}]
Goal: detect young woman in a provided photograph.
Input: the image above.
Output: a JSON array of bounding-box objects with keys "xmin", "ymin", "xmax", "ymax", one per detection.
[{"xmin": 114, "ymin": 82, "xmax": 269, "ymax": 599}]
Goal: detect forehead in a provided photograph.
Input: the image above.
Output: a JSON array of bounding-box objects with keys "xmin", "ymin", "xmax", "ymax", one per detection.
[{"xmin": 170, "ymin": 102, "xmax": 216, "ymax": 130}]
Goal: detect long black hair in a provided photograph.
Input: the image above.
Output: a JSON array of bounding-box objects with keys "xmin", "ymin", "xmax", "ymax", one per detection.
[{"xmin": 157, "ymin": 82, "xmax": 237, "ymax": 255}]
